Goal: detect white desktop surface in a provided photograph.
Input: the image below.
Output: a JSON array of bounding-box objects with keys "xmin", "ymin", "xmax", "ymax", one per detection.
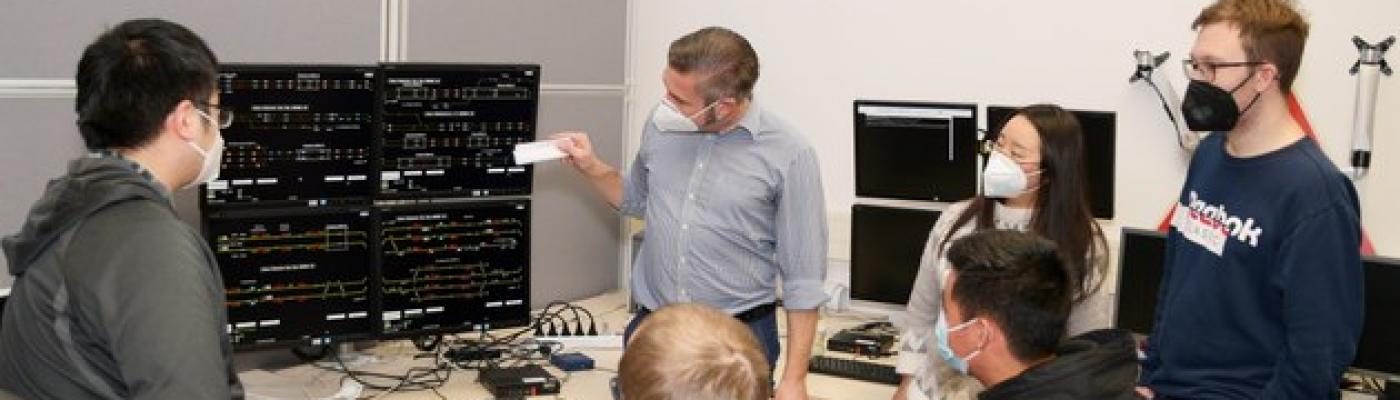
[
  {"xmin": 237, "ymin": 291, "xmax": 898, "ymax": 400},
  {"xmin": 236, "ymin": 291, "xmax": 1382, "ymax": 400}
]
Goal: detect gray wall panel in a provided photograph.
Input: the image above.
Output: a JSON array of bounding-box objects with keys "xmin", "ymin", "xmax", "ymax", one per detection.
[
  {"xmin": 0, "ymin": 99, "xmax": 87, "ymax": 288},
  {"xmin": 0, "ymin": 0, "xmax": 379, "ymax": 77},
  {"xmin": 406, "ymin": 0, "xmax": 626, "ymax": 85},
  {"xmin": 530, "ymin": 91, "xmax": 626, "ymax": 306}
]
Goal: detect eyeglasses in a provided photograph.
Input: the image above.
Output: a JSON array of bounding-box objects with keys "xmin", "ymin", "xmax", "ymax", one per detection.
[
  {"xmin": 194, "ymin": 101, "xmax": 234, "ymax": 129},
  {"xmin": 979, "ymin": 137, "xmax": 1038, "ymax": 164},
  {"xmin": 1182, "ymin": 59, "xmax": 1264, "ymax": 82}
]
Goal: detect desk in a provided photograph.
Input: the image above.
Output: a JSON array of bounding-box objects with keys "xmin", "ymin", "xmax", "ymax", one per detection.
[
  {"xmin": 234, "ymin": 292, "xmax": 1387, "ymax": 400},
  {"xmin": 237, "ymin": 291, "xmax": 898, "ymax": 399}
]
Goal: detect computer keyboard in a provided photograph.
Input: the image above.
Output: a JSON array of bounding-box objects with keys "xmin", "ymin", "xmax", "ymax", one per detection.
[{"xmin": 808, "ymin": 355, "xmax": 901, "ymax": 385}]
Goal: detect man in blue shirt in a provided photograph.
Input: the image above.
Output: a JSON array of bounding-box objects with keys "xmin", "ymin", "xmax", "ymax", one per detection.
[
  {"xmin": 1139, "ymin": 1, "xmax": 1364, "ymax": 399},
  {"xmin": 555, "ymin": 27, "xmax": 828, "ymax": 399}
]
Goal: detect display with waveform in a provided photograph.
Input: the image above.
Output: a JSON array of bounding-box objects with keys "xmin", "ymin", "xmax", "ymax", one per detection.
[{"xmin": 378, "ymin": 200, "xmax": 530, "ymax": 336}]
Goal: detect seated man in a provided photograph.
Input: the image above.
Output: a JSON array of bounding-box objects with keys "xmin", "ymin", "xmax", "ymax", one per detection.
[
  {"xmin": 617, "ymin": 303, "xmax": 771, "ymax": 400},
  {"xmin": 936, "ymin": 230, "xmax": 1140, "ymax": 399}
]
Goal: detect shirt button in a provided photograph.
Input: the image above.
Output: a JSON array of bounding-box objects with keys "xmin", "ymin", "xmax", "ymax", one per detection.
[
  {"xmin": 698, "ymin": 162, "xmax": 705, "ymax": 169},
  {"xmin": 681, "ymin": 224, "xmax": 689, "ymax": 230},
  {"xmin": 687, "ymin": 193, "xmax": 695, "ymax": 200}
]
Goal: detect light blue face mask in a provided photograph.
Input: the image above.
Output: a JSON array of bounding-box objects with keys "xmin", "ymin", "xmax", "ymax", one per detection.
[{"xmin": 934, "ymin": 310, "xmax": 985, "ymax": 375}]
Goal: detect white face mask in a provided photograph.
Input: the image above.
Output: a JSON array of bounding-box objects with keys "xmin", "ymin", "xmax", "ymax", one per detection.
[
  {"xmin": 981, "ymin": 149, "xmax": 1040, "ymax": 198},
  {"xmin": 185, "ymin": 109, "xmax": 225, "ymax": 189},
  {"xmin": 651, "ymin": 98, "xmax": 718, "ymax": 132}
]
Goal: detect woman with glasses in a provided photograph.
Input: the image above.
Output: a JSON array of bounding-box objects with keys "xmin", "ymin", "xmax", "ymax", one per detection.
[{"xmin": 892, "ymin": 104, "xmax": 1110, "ymax": 400}]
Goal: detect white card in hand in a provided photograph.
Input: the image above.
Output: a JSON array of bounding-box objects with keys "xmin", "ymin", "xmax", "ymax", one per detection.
[{"xmin": 513, "ymin": 140, "xmax": 567, "ymax": 165}]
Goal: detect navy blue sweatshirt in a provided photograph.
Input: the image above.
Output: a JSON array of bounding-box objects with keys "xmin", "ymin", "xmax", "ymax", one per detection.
[{"xmin": 1141, "ymin": 132, "xmax": 1363, "ymax": 399}]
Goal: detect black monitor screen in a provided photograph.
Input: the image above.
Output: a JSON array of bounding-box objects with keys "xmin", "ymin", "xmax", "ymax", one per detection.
[
  {"xmin": 1114, "ymin": 228, "xmax": 1167, "ymax": 335},
  {"xmin": 854, "ymin": 101, "xmax": 979, "ymax": 201},
  {"xmin": 206, "ymin": 207, "xmax": 375, "ymax": 349},
  {"xmin": 0, "ymin": 288, "xmax": 8, "ymax": 332},
  {"xmin": 377, "ymin": 64, "xmax": 540, "ymax": 199},
  {"xmin": 987, "ymin": 106, "xmax": 1116, "ymax": 219},
  {"xmin": 850, "ymin": 204, "xmax": 941, "ymax": 305},
  {"xmin": 204, "ymin": 65, "xmax": 378, "ymax": 209},
  {"xmin": 378, "ymin": 200, "xmax": 531, "ymax": 337},
  {"xmin": 1354, "ymin": 256, "xmax": 1400, "ymax": 377}
]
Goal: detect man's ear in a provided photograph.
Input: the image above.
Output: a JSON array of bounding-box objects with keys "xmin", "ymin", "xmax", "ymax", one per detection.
[
  {"xmin": 1254, "ymin": 63, "xmax": 1281, "ymax": 93},
  {"xmin": 716, "ymin": 97, "xmax": 740, "ymax": 120},
  {"xmin": 980, "ymin": 317, "xmax": 1002, "ymax": 345},
  {"xmin": 168, "ymin": 99, "xmax": 200, "ymax": 142}
]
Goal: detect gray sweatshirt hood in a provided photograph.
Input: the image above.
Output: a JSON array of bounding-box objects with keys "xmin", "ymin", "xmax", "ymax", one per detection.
[{"xmin": 3, "ymin": 155, "xmax": 171, "ymax": 277}]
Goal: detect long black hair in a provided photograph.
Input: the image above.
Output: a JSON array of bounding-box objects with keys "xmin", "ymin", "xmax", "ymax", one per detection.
[{"xmin": 938, "ymin": 104, "xmax": 1107, "ymax": 303}]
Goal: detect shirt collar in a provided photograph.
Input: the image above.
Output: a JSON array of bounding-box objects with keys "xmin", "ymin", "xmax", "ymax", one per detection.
[{"xmin": 722, "ymin": 100, "xmax": 765, "ymax": 139}]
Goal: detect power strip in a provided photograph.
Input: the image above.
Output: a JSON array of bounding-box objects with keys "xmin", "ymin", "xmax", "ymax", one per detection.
[{"xmin": 533, "ymin": 334, "xmax": 624, "ymax": 350}]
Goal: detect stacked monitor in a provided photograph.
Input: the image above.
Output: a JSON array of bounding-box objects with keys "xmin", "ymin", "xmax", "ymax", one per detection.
[
  {"xmin": 1353, "ymin": 256, "xmax": 1400, "ymax": 380},
  {"xmin": 378, "ymin": 64, "xmax": 537, "ymax": 198},
  {"xmin": 202, "ymin": 64, "xmax": 538, "ymax": 349},
  {"xmin": 986, "ymin": 106, "xmax": 1116, "ymax": 219},
  {"xmin": 378, "ymin": 201, "xmax": 531, "ymax": 338},
  {"xmin": 0, "ymin": 287, "xmax": 8, "ymax": 331},
  {"xmin": 848, "ymin": 204, "xmax": 941, "ymax": 309},
  {"xmin": 848, "ymin": 100, "xmax": 1118, "ymax": 313},
  {"xmin": 207, "ymin": 65, "xmax": 377, "ymax": 207},
  {"xmin": 1113, "ymin": 227, "xmax": 1167, "ymax": 336},
  {"xmin": 211, "ymin": 207, "xmax": 375, "ymax": 346},
  {"xmin": 854, "ymin": 101, "xmax": 979, "ymax": 202}
]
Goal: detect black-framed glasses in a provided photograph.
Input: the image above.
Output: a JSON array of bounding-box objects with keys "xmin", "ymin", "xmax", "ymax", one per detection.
[
  {"xmin": 193, "ymin": 101, "xmax": 234, "ymax": 129},
  {"xmin": 1182, "ymin": 59, "xmax": 1264, "ymax": 82}
]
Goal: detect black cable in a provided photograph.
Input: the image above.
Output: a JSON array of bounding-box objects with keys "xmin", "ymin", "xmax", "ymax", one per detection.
[
  {"xmin": 565, "ymin": 304, "xmax": 585, "ymax": 334},
  {"xmin": 439, "ymin": 302, "xmax": 603, "ymax": 374},
  {"xmin": 1142, "ymin": 72, "xmax": 1189, "ymax": 149},
  {"xmin": 326, "ymin": 344, "xmax": 451, "ymax": 395},
  {"xmin": 332, "ymin": 303, "xmax": 603, "ymax": 396},
  {"xmin": 570, "ymin": 304, "xmax": 598, "ymax": 335},
  {"xmin": 481, "ymin": 302, "xmax": 582, "ymax": 346}
]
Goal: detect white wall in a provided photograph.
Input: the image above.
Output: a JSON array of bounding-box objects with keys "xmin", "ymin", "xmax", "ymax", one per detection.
[{"xmin": 625, "ymin": 0, "xmax": 1400, "ymax": 259}]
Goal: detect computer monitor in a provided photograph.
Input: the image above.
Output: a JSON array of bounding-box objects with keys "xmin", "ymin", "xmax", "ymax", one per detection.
[
  {"xmin": 1353, "ymin": 256, "xmax": 1400, "ymax": 379},
  {"xmin": 378, "ymin": 200, "xmax": 532, "ymax": 338},
  {"xmin": 854, "ymin": 101, "xmax": 979, "ymax": 202},
  {"xmin": 0, "ymin": 287, "xmax": 9, "ymax": 331},
  {"xmin": 203, "ymin": 64, "xmax": 378, "ymax": 209},
  {"xmin": 1114, "ymin": 227, "xmax": 1167, "ymax": 336},
  {"xmin": 206, "ymin": 207, "xmax": 376, "ymax": 349},
  {"xmin": 849, "ymin": 204, "xmax": 941, "ymax": 310},
  {"xmin": 377, "ymin": 64, "xmax": 540, "ymax": 199},
  {"xmin": 986, "ymin": 106, "xmax": 1116, "ymax": 219}
]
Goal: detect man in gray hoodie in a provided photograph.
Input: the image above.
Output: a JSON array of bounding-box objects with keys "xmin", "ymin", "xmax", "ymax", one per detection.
[{"xmin": 0, "ymin": 19, "xmax": 242, "ymax": 399}]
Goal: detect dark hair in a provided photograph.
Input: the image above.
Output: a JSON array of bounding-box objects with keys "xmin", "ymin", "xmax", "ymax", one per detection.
[
  {"xmin": 1192, "ymin": 0, "xmax": 1309, "ymax": 93},
  {"xmin": 667, "ymin": 27, "xmax": 760, "ymax": 102},
  {"xmin": 75, "ymin": 18, "xmax": 219, "ymax": 150},
  {"xmin": 946, "ymin": 230, "xmax": 1073, "ymax": 362},
  {"xmin": 939, "ymin": 104, "xmax": 1107, "ymax": 303}
]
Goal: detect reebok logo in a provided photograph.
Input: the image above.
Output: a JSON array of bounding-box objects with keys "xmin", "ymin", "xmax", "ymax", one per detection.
[{"xmin": 1181, "ymin": 190, "xmax": 1263, "ymax": 248}]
